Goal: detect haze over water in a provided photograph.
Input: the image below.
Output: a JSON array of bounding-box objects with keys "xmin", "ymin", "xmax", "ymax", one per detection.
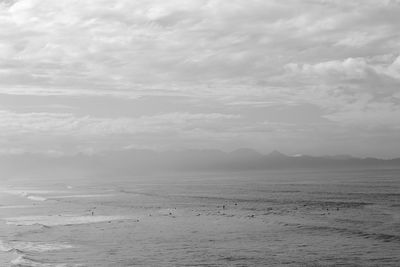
[
  {"xmin": 1, "ymin": 168, "xmax": 399, "ymax": 266},
  {"xmin": 1, "ymin": 0, "xmax": 400, "ymax": 266}
]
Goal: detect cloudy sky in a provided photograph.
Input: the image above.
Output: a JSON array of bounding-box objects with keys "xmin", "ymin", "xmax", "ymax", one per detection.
[{"xmin": 1, "ymin": 0, "xmax": 400, "ymax": 158}]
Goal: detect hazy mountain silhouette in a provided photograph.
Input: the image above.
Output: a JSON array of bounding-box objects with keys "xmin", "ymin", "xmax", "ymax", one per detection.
[
  {"xmin": 1, "ymin": 149, "xmax": 400, "ymax": 177},
  {"xmin": 267, "ymin": 150, "xmax": 288, "ymax": 158}
]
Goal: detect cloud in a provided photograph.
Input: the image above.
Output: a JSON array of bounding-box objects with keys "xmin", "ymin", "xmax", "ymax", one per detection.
[
  {"xmin": 285, "ymin": 56, "xmax": 400, "ymax": 81},
  {"xmin": 0, "ymin": 0, "xmax": 398, "ymax": 95},
  {"xmin": 0, "ymin": 110, "xmax": 240, "ymax": 136},
  {"xmin": 0, "ymin": 109, "xmax": 246, "ymax": 153},
  {"xmin": 285, "ymin": 58, "xmax": 371, "ymax": 80},
  {"xmin": 283, "ymin": 55, "xmax": 400, "ymax": 128},
  {"xmin": 1, "ymin": 0, "xmax": 400, "ymax": 156}
]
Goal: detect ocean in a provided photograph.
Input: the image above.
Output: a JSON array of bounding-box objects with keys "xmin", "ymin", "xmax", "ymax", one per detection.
[{"xmin": 1, "ymin": 168, "xmax": 399, "ymax": 266}]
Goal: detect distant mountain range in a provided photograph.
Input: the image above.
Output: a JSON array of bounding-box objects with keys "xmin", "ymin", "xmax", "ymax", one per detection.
[{"xmin": 1, "ymin": 149, "xmax": 400, "ymax": 177}]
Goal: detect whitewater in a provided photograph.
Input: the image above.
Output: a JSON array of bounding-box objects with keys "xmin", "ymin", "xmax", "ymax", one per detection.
[{"xmin": 1, "ymin": 168, "xmax": 399, "ymax": 266}]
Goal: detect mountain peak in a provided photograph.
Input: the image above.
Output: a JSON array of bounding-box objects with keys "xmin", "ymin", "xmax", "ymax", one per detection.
[
  {"xmin": 230, "ymin": 148, "xmax": 261, "ymax": 157},
  {"xmin": 323, "ymin": 154, "xmax": 355, "ymax": 160},
  {"xmin": 267, "ymin": 150, "xmax": 288, "ymax": 158}
]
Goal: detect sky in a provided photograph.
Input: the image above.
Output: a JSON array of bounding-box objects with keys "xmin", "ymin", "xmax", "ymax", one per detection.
[{"xmin": 0, "ymin": 0, "xmax": 400, "ymax": 158}]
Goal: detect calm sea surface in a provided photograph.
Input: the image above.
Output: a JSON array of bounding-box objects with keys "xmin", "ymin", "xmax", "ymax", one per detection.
[{"xmin": 1, "ymin": 168, "xmax": 400, "ymax": 266}]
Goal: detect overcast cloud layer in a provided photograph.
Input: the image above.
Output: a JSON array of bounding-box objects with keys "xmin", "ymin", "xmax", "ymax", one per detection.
[{"xmin": 1, "ymin": 0, "xmax": 400, "ymax": 157}]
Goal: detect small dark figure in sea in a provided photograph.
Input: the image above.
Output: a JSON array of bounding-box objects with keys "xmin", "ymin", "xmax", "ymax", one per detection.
[
  {"xmin": 222, "ymin": 205, "xmax": 226, "ymax": 210},
  {"xmin": 91, "ymin": 211, "xmax": 94, "ymax": 216}
]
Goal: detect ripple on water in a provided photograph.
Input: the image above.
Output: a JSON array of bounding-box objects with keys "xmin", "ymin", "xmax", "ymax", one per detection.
[{"xmin": 6, "ymin": 215, "xmax": 135, "ymax": 227}]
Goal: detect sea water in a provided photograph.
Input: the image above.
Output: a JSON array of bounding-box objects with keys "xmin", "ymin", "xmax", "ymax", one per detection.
[{"xmin": 0, "ymin": 168, "xmax": 399, "ymax": 266}]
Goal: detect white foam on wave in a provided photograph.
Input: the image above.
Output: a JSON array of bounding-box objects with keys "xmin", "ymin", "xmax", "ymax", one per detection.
[
  {"xmin": 11, "ymin": 255, "xmax": 74, "ymax": 267},
  {"xmin": 0, "ymin": 240, "xmax": 12, "ymax": 252},
  {"xmin": 0, "ymin": 205, "xmax": 33, "ymax": 209},
  {"xmin": 0, "ymin": 189, "xmax": 54, "ymax": 202},
  {"xmin": 1, "ymin": 239, "xmax": 73, "ymax": 253},
  {"xmin": 11, "ymin": 242, "xmax": 73, "ymax": 253},
  {"xmin": 2, "ymin": 189, "xmax": 55, "ymax": 195},
  {"xmin": 0, "ymin": 240, "xmax": 78, "ymax": 267},
  {"xmin": 1, "ymin": 188, "xmax": 112, "ymax": 202},
  {"xmin": 27, "ymin": 195, "xmax": 48, "ymax": 201},
  {"xmin": 6, "ymin": 215, "xmax": 131, "ymax": 226},
  {"xmin": 2, "ymin": 239, "xmax": 76, "ymax": 267},
  {"xmin": 51, "ymin": 194, "xmax": 114, "ymax": 199},
  {"xmin": 11, "ymin": 255, "xmax": 49, "ymax": 267},
  {"xmin": 0, "ymin": 249, "xmax": 20, "ymax": 267}
]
